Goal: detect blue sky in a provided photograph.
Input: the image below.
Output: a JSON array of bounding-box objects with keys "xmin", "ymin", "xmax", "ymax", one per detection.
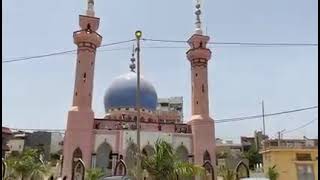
[{"xmin": 3, "ymin": 0, "xmax": 318, "ymax": 142}]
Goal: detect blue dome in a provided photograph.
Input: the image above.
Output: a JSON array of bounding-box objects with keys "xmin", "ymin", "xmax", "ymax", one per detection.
[{"xmin": 104, "ymin": 72, "xmax": 158, "ymax": 112}]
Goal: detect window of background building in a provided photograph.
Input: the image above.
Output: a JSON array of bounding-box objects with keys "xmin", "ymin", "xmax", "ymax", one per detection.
[{"xmin": 296, "ymin": 153, "xmax": 312, "ymax": 161}]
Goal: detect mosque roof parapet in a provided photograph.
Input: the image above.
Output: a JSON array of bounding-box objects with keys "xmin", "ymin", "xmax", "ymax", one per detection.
[{"xmin": 93, "ymin": 118, "xmax": 192, "ymax": 134}]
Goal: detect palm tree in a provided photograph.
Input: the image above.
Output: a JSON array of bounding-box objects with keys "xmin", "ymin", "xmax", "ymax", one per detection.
[
  {"xmin": 218, "ymin": 166, "xmax": 235, "ymax": 180},
  {"xmin": 141, "ymin": 139, "xmax": 204, "ymax": 180},
  {"xmin": 5, "ymin": 148, "xmax": 50, "ymax": 180},
  {"xmin": 85, "ymin": 168, "xmax": 105, "ymax": 180},
  {"xmin": 266, "ymin": 165, "xmax": 279, "ymax": 180}
]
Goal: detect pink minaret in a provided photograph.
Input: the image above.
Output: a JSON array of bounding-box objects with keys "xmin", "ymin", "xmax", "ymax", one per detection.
[
  {"xmin": 62, "ymin": 0, "xmax": 102, "ymax": 179},
  {"xmin": 187, "ymin": 1, "xmax": 216, "ymax": 179}
]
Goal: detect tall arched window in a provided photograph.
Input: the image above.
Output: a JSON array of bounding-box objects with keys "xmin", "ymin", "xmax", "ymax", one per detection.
[
  {"xmin": 176, "ymin": 145, "xmax": 189, "ymax": 162},
  {"xmin": 96, "ymin": 142, "xmax": 113, "ymax": 176},
  {"xmin": 125, "ymin": 143, "xmax": 139, "ymax": 177}
]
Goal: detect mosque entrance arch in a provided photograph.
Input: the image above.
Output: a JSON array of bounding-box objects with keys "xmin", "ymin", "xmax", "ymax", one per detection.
[
  {"xmin": 235, "ymin": 161, "xmax": 250, "ymax": 180},
  {"xmin": 203, "ymin": 150, "xmax": 211, "ymax": 162},
  {"xmin": 96, "ymin": 142, "xmax": 113, "ymax": 176}
]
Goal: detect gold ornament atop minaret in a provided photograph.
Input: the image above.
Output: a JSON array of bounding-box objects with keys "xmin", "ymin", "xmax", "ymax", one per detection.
[
  {"xmin": 86, "ymin": 0, "xmax": 95, "ymax": 16},
  {"xmin": 194, "ymin": 0, "xmax": 203, "ymax": 35}
]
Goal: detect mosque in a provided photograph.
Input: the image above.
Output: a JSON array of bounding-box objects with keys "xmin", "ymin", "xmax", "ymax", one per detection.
[{"xmin": 62, "ymin": 0, "xmax": 216, "ymax": 179}]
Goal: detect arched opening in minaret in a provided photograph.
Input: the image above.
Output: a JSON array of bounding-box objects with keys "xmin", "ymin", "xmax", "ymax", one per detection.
[
  {"xmin": 96, "ymin": 142, "xmax": 113, "ymax": 176},
  {"xmin": 83, "ymin": 73, "xmax": 87, "ymax": 82},
  {"xmin": 72, "ymin": 148, "xmax": 84, "ymax": 180},
  {"xmin": 73, "ymin": 147, "xmax": 82, "ymax": 159},
  {"xmin": 203, "ymin": 150, "xmax": 211, "ymax": 162},
  {"xmin": 86, "ymin": 24, "xmax": 92, "ymax": 33},
  {"xmin": 176, "ymin": 145, "xmax": 189, "ymax": 162}
]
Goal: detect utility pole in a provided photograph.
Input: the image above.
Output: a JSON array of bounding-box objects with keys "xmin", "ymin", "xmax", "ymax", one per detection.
[
  {"xmin": 135, "ymin": 30, "xmax": 142, "ymax": 180},
  {"xmin": 277, "ymin": 129, "xmax": 285, "ymax": 147},
  {"xmin": 277, "ymin": 131, "xmax": 281, "ymax": 146},
  {"xmin": 262, "ymin": 101, "xmax": 266, "ymax": 137}
]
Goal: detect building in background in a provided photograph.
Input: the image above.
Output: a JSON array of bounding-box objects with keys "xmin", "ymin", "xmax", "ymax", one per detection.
[
  {"xmin": 241, "ymin": 131, "xmax": 268, "ymax": 152},
  {"xmin": 216, "ymin": 139, "xmax": 250, "ymax": 179},
  {"xmin": 157, "ymin": 97, "xmax": 183, "ymax": 122},
  {"xmin": 7, "ymin": 131, "xmax": 63, "ymax": 161},
  {"xmin": 260, "ymin": 138, "xmax": 318, "ymax": 180},
  {"xmin": 7, "ymin": 131, "xmax": 28, "ymax": 154},
  {"xmin": 24, "ymin": 131, "xmax": 64, "ymax": 161},
  {"xmin": 2, "ymin": 127, "xmax": 13, "ymax": 158}
]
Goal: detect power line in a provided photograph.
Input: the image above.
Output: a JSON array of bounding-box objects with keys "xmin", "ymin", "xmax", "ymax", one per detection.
[
  {"xmin": 3, "ymin": 38, "xmax": 318, "ymax": 64},
  {"xmin": 142, "ymin": 38, "xmax": 318, "ymax": 46},
  {"xmin": 282, "ymin": 118, "xmax": 318, "ymax": 134},
  {"xmin": 215, "ymin": 105, "xmax": 318, "ymax": 123},
  {"xmin": 2, "ymin": 39, "xmax": 135, "ymax": 64},
  {"xmin": 3, "ymin": 50, "xmax": 76, "ymax": 63},
  {"xmin": 8, "ymin": 105, "xmax": 318, "ymax": 131},
  {"xmin": 2, "ymin": 46, "xmax": 186, "ymax": 64}
]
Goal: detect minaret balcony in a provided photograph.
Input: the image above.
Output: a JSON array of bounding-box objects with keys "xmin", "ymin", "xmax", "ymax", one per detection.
[
  {"xmin": 73, "ymin": 30, "xmax": 102, "ymax": 47},
  {"xmin": 186, "ymin": 48, "xmax": 211, "ymax": 61}
]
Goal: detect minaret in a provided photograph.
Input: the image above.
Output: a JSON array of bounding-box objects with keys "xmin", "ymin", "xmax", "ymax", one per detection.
[
  {"xmin": 62, "ymin": 0, "xmax": 102, "ymax": 179},
  {"xmin": 187, "ymin": 1, "xmax": 216, "ymax": 179}
]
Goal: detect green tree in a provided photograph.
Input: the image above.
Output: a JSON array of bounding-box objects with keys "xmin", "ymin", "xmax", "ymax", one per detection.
[
  {"xmin": 141, "ymin": 139, "xmax": 204, "ymax": 180},
  {"xmin": 266, "ymin": 165, "xmax": 279, "ymax": 180},
  {"xmin": 243, "ymin": 146, "xmax": 262, "ymax": 170},
  {"xmin": 85, "ymin": 168, "xmax": 105, "ymax": 180},
  {"xmin": 218, "ymin": 166, "xmax": 235, "ymax": 180},
  {"xmin": 5, "ymin": 148, "xmax": 50, "ymax": 180}
]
